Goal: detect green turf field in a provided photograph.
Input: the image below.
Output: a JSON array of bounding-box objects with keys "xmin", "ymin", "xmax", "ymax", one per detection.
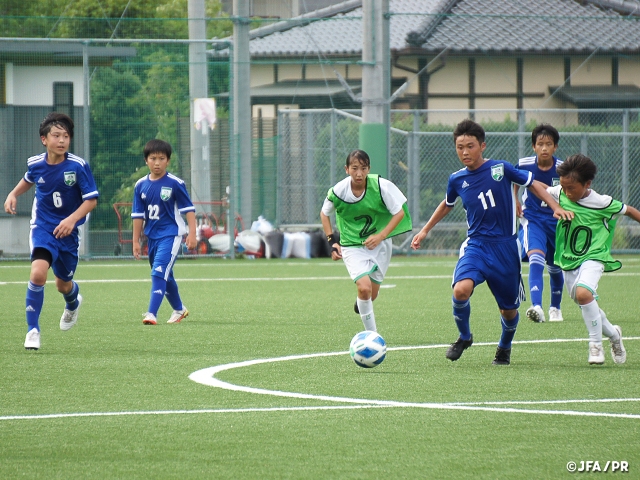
[{"xmin": 1, "ymin": 256, "xmax": 638, "ymax": 479}]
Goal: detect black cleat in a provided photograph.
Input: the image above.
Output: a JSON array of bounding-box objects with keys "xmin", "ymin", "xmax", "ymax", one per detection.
[
  {"xmin": 492, "ymin": 346, "xmax": 511, "ymax": 365},
  {"xmin": 446, "ymin": 335, "xmax": 473, "ymax": 361},
  {"xmin": 354, "ymin": 301, "xmax": 359, "ymax": 314}
]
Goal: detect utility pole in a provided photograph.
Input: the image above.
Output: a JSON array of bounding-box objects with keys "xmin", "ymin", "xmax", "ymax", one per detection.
[
  {"xmin": 188, "ymin": 0, "xmax": 210, "ymax": 210},
  {"xmin": 360, "ymin": 0, "xmax": 390, "ymax": 176},
  {"xmin": 233, "ymin": 0, "xmax": 252, "ymax": 226}
]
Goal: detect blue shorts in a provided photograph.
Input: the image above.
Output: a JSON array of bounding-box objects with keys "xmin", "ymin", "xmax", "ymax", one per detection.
[
  {"xmin": 453, "ymin": 236, "xmax": 525, "ymax": 310},
  {"xmin": 30, "ymin": 227, "xmax": 79, "ymax": 282},
  {"xmin": 147, "ymin": 236, "xmax": 182, "ymax": 280},
  {"xmin": 518, "ymin": 217, "xmax": 557, "ymax": 264}
]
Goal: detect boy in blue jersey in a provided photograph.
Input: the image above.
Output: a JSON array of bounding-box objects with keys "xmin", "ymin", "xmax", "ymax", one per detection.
[
  {"xmin": 411, "ymin": 119, "xmax": 573, "ymax": 365},
  {"xmin": 4, "ymin": 113, "xmax": 99, "ymax": 350},
  {"xmin": 132, "ymin": 139, "xmax": 196, "ymax": 325},
  {"xmin": 515, "ymin": 124, "xmax": 565, "ymax": 323}
]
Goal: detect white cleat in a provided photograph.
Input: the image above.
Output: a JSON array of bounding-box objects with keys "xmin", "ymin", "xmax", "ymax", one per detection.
[
  {"xmin": 610, "ymin": 325, "xmax": 627, "ymax": 364},
  {"xmin": 167, "ymin": 307, "xmax": 189, "ymax": 324},
  {"xmin": 548, "ymin": 307, "xmax": 563, "ymax": 322},
  {"xmin": 60, "ymin": 294, "xmax": 82, "ymax": 331},
  {"xmin": 526, "ymin": 305, "xmax": 545, "ymax": 323},
  {"xmin": 142, "ymin": 312, "xmax": 157, "ymax": 325},
  {"xmin": 24, "ymin": 328, "xmax": 41, "ymax": 350},
  {"xmin": 588, "ymin": 342, "xmax": 605, "ymax": 365}
]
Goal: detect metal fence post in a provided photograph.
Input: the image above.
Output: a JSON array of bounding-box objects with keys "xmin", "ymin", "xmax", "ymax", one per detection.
[
  {"xmin": 517, "ymin": 109, "xmax": 526, "ymax": 160},
  {"xmin": 622, "ymin": 109, "xmax": 630, "ymax": 204},
  {"xmin": 330, "ymin": 109, "xmax": 337, "ymax": 187},
  {"xmin": 306, "ymin": 113, "xmax": 316, "ymax": 223}
]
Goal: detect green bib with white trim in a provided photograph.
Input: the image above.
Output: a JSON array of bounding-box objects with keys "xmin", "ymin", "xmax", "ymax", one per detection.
[{"xmin": 327, "ymin": 174, "xmax": 412, "ymax": 247}]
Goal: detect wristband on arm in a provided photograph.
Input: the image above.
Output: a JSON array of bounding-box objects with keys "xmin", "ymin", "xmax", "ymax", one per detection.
[{"xmin": 326, "ymin": 233, "xmax": 339, "ymax": 254}]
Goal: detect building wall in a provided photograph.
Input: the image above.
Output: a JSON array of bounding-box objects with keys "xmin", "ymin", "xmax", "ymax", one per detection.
[
  {"xmin": 246, "ymin": 52, "xmax": 640, "ymax": 119},
  {"xmin": 569, "ymin": 56, "xmax": 612, "ymax": 86},
  {"xmin": 476, "ymin": 58, "xmax": 517, "ymax": 94},
  {"xmin": 8, "ymin": 66, "xmax": 84, "ymax": 106},
  {"xmin": 619, "ymin": 57, "xmax": 640, "ymax": 85},
  {"xmin": 251, "ymin": 64, "xmax": 274, "ymax": 87},
  {"xmin": 429, "ymin": 57, "xmax": 468, "ymax": 95}
]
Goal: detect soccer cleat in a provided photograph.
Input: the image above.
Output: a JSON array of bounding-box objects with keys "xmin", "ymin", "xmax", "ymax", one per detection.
[
  {"xmin": 60, "ymin": 294, "xmax": 83, "ymax": 331},
  {"xmin": 167, "ymin": 307, "xmax": 189, "ymax": 324},
  {"xmin": 492, "ymin": 347, "xmax": 511, "ymax": 365},
  {"xmin": 588, "ymin": 342, "xmax": 605, "ymax": 365},
  {"xmin": 142, "ymin": 313, "xmax": 157, "ymax": 325},
  {"xmin": 24, "ymin": 328, "xmax": 40, "ymax": 350},
  {"xmin": 526, "ymin": 305, "xmax": 545, "ymax": 323},
  {"xmin": 354, "ymin": 301, "xmax": 359, "ymax": 314},
  {"xmin": 446, "ymin": 335, "xmax": 473, "ymax": 361},
  {"xmin": 610, "ymin": 325, "xmax": 627, "ymax": 364},
  {"xmin": 548, "ymin": 307, "xmax": 563, "ymax": 322}
]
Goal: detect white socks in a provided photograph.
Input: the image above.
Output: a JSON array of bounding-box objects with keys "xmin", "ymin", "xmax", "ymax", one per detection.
[
  {"xmin": 356, "ymin": 298, "xmax": 376, "ymax": 332},
  {"xmin": 599, "ymin": 308, "xmax": 619, "ymax": 340},
  {"xmin": 580, "ymin": 300, "xmax": 602, "ymax": 343}
]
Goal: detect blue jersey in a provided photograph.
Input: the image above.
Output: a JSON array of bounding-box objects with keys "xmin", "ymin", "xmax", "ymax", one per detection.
[
  {"xmin": 518, "ymin": 155, "xmax": 562, "ymax": 228},
  {"xmin": 446, "ymin": 159, "xmax": 532, "ymax": 240},
  {"xmin": 24, "ymin": 152, "xmax": 99, "ymax": 234},
  {"xmin": 132, "ymin": 173, "xmax": 195, "ymax": 240}
]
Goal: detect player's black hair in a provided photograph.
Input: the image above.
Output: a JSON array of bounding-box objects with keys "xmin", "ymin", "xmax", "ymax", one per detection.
[
  {"xmin": 556, "ymin": 154, "xmax": 597, "ymax": 185},
  {"xmin": 144, "ymin": 139, "xmax": 172, "ymax": 160},
  {"xmin": 453, "ymin": 119, "xmax": 485, "ymax": 144},
  {"xmin": 39, "ymin": 112, "xmax": 74, "ymax": 139},
  {"xmin": 346, "ymin": 149, "xmax": 370, "ymax": 168},
  {"xmin": 531, "ymin": 123, "xmax": 560, "ymax": 146}
]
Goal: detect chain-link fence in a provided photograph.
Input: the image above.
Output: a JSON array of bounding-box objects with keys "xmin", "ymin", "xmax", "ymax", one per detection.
[
  {"xmin": 278, "ymin": 108, "xmax": 640, "ymax": 253},
  {"xmin": 2, "ymin": 5, "xmax": 640, "ymax": 257},
  {"xmin": 0, "ymin": 37, "xmax": 233, "ymax": 257}
]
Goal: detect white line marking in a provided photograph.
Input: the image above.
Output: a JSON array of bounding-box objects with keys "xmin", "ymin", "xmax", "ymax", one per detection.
[
  {"xmin": 0, "ymin": 405, "xmax": 395, "ymax": 421},
  {"xmin": 2, "ymin": 269, "xmax": 640, "ymax": 286},
  {"xmin": 3, "ymin": 270, "xmax": 640, "ymax": 286},
  {"xmin": 188, "ymin": 338, "xmax": 640, "ymax": 420},
  {"xmin": 2, "ymin": 341, "xmax": 640, "ymax": 422},
  {"xmin": 0, "ymin": 275, "xmax": 453, "ymax": 286}
]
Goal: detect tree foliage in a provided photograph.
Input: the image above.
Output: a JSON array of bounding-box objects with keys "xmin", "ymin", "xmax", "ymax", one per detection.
[{"xmin": 1, "ymin": 1, "xmax": 233, "ymax": 229}]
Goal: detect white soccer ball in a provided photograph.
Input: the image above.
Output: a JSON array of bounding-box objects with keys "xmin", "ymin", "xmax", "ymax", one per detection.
[{"xmin": 349, "ymin": 331, "xmax": 387, "ymax": 368}]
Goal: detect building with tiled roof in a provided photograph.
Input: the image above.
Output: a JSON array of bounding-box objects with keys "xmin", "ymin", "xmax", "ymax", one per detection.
[{"xmin": 211, "ymin": 0, "xmax": 640, "ymax": 117}]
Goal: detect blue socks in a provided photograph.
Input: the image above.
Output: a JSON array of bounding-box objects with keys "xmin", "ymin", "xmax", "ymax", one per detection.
[
  {"xmin": 499, "ymin": 313, "xmax": 520, "ymax": 349},
  {"xmin": 164, "ymin": 275, "xmax": 184, "ymax": 311},
  {"xmin": 547, "ymin": 264, "xmax": 564, "ymax": 309},
  {"xmin": 148, "ymin": 275, "xmax": 167, "ymax": 316},
  {"xmin": 528, "ymin": 253, "xmax": 545, "ymax": 307},
  {"xmin": 528, "ymin": 254, "xmax": 565, "ymax": 310},
  {"xmin": 453, "ymin": 294, "xmax": 519, "ymax": 350},
  {"xmin": 452, "ymin": 296, "xmax": 471, "ymax": 340},
  {"xmin": 63, "ymin": 281, "xmax": 80, "ymax": 311},
  {"xmin": 26, "ymin": 281, "xmax": 45, "ymax": 331}
]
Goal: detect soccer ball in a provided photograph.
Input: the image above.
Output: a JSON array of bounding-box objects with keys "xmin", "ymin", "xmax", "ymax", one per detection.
[{"xmin": 349, "ymin": 331, "xmax": 386, "ymax": 368}]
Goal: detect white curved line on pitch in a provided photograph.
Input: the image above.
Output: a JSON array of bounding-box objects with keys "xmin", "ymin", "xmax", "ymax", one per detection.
[
  {"xmin": 189, "ymin": 338, "xmax": 640, "ymax": 420},
  {"xmin": 0, "ymin": 405, "xmax": 395, "ymax": 422}
]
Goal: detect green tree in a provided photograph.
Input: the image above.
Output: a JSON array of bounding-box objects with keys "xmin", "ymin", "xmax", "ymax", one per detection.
[{"xmin": 89, "ymin": 67, "xmax": 158, "ymax": 229}]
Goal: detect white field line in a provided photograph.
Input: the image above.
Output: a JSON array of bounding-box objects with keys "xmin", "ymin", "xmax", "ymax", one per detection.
[
  {"xmin": 187, "ymin": 339, "xmax": 640, "ymax": 420},
  {"xmin": 3, "ymin": 339, "xmax": 638, "ymax": 422},
  {"xmin": 0, "ymin": 275, "xmax": 451, "ymax": 285},
  {"xmin": 1, "ymin": 258, "xmax": 638, "ymax": 269},
  {"xmin": 1, "ymin": 271, "xmax": 640, "ymax": 286}
]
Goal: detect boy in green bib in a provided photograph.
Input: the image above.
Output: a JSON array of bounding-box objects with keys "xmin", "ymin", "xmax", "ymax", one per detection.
[
  {"xmin": 549, "ymin": 154, "xmax": 640, "ymax": 365},
  {"xmin": 320, "ymin": 149, "xmax": 411, "ymax": 333}
]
